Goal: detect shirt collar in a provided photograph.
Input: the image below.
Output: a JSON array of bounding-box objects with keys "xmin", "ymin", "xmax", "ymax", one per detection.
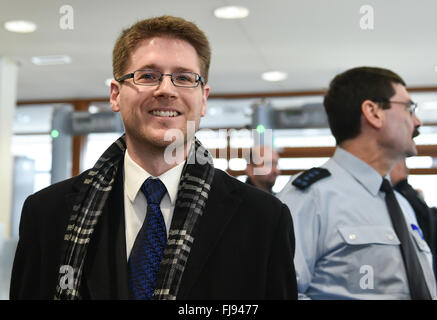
[
  {"xmin": 124, "ymin": 149, "xmax": 186, "ymax": 205},
  {"xmin": 332, "ymin": 147, "xmax": 383, "ymax": 196}
]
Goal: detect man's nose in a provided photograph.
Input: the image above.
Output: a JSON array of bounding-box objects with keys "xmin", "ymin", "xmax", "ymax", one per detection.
[{"xmin": 154, "ymin": 74, "xmax": 177, "ymax": 97}]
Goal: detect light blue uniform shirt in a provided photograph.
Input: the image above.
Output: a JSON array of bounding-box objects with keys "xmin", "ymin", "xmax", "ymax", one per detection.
[{"xmin": 278, "ymin": 147, "xmax": 437, "ymax": 299}]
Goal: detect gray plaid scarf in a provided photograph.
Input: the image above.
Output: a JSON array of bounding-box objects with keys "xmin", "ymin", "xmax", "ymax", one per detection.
[{"xmin": 55, "ymin": 134, "xmax": 214, "ymax": 300}]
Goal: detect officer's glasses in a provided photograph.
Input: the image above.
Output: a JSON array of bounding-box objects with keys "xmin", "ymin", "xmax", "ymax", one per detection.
[{"xmin": 377, "ymin": 99, "xmax": 418, "ymax": 115}]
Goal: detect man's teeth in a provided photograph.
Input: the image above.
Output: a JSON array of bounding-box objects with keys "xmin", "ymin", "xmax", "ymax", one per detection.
[{"xmin": 150, "ymin": 110, "xmax": 179, "ymax": 117}]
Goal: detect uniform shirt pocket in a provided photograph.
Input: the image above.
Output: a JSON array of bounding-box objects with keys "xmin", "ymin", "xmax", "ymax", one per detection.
[
  {"xmin": 334, "ymin": 225, "xmax": 408, "ymax": 296},
  {"xmin": 411, "ymin": 229, "xmax": 431, "ymax": 253},
  {"xmin": 338, "ymin": 225, "xmax": 400, "ymax": 246}
]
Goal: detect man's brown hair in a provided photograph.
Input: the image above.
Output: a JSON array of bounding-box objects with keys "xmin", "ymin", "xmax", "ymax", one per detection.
[{"xmin": 112, "ymin": 15, "xmax": 211, "ymax": 83}]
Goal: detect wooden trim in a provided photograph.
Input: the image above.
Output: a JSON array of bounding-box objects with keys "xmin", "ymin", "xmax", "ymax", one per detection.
[
  {"xmin": 212, "ymin": 87, "xmax": 437, "ymax": 99},
  {"xmin": 211, "ymin": 145, "xmax": 437, "ymax": 159},
  {"xmin": 16, "ymin": 86, "xmax": 437, "ymax": 106},
  {"xmin": 280, "ymin": 145, "xmax": 437, "ymax": 158},
  {"xmin": 226, "ymin": 168, "xmax": 437, "ymax": 177},
  {"xmin": 416, "ymin": 145, "xmax": 437, "ymax": 157},
  {"xmin": 279, "ymin": 146, "xmax": 335, "ymax": 158},
  {"xmin": 208, "ymin": 146, "xmax": 335, "ymax": 160},
  {"xmin": 278, "ymin": 145, "xmax": 437, "ymax": 158},
  {"xmin": 409, "ymin": 168, "xmax": 437, "ymax": 175},
  {"xmin": 223, "ymin": 145, "xmax": 437, "ymax": 177},
  {"xmin": 17, "ymin": 98, "xmax": 109, "ymax": 106},
  {"xmin": 209, "ymin": 90, "xmax": 326, "ymax": 99},
  {"xmin": 72, "ymin": 135, "xmax": 87, "ymax": 176},
  {"xmin": 409, "ymin": 87, "xmax": 437, "ymax": 93},
  {"xmin": 227, "ymin": 169, "xmax": 303, "ymax": 177},
  {"xmin": 71, "ymin": 101, "xmax": 90, "ymax": 176}
]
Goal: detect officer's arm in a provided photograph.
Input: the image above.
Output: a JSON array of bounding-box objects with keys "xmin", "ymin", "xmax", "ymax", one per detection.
[{"xmin": 279, "ymin": 184, "xmax": 321, "ymax": 299}]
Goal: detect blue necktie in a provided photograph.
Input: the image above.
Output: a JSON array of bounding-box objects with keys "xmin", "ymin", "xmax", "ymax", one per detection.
[{"xmin": 128, "ymin": 178, "xmax": 167, "ymax": 300}]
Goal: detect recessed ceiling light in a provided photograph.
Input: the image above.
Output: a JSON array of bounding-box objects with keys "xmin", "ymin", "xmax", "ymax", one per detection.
[
  {"xmin": 261, "ymin": 71, "xmax": 288, "ymax": 82},
  {"xmin": 4, "ymin": 20, "xmax": 37, "ymax": 33},
  {"xmin": 31, "ymin": 55, "xmax": 72, "ymax": 65},
  {"xmin": 214, "ymin": 6, "xmax": 249, "ymax": 19}
]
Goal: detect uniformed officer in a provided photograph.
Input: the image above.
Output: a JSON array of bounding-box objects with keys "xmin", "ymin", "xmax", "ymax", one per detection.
[{"xmin": 278, "ymin": 67, "xmax": 436, "ymax": 299}]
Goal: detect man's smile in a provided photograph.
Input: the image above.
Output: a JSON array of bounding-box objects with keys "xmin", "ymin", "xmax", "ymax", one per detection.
[{"xmin": 149, "ymin": 109, "xmax": 181, "ymax": 117}]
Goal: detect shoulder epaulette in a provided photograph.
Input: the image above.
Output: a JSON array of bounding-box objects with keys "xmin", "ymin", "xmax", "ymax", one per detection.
[{"xmin": 292, "ymin": 167, "xmax": 331, "ymax": 190}]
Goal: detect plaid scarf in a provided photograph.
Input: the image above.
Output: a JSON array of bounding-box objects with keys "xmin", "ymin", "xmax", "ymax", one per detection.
[{"xmin": 54, "ymin": 134, "xmax": 214, "ymax": 300}]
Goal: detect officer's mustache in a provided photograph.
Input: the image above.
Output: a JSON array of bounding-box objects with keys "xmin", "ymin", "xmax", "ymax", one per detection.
[{"xmin": 412, "ymin": 127, "xmax": 420, "ymax": 138}]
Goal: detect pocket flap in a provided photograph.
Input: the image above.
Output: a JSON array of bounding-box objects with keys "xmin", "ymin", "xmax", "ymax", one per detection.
[
  {"xmin": 411, "ymin": 229, "xmax": 431, "ymax": 253},
  {"xmin": 338, "ymin": 225, "xmax": 400, "ymax": 245}
]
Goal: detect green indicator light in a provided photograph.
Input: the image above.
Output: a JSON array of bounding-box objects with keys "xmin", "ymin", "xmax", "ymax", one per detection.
[
  {"xmin": 256, "ymin": 124, "xmax": 265, "ymax": 134},
  {"xmin": 51, "ymin": 129, "xmax": 60, "ymax": 138}
]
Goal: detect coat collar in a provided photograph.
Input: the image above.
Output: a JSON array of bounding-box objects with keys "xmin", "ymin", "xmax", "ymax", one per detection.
[
  {"xmin": 65, "ymin": 168, "xmax": 242, "ymax": 300},
  {"xmin": 66, "ymin": 164, "xmax": 129, "ymax": 299},
  {"xmin": 177, "ymin": 169, "xmax": 242, "ymax": 299}
]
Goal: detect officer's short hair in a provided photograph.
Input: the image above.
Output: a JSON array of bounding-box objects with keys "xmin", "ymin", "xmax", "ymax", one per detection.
[{"xmin": 324, "ymin": 66, "xmax": 406, "ymax": 145}]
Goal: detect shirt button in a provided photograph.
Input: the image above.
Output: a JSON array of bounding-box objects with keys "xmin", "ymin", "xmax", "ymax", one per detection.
[
  {"xmin": 349, "ymin": 234, "xmax": 356, "ymax": 240},
  {"xmin": 387, "ymin": 234, "xmax": 394, "ymax": 241}
]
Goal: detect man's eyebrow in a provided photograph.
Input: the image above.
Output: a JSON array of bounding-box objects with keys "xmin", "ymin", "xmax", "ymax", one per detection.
[
  {"xmin": 135, "ymin": 65, "xmax": 196, "ymax": 73},
  {"xmin": 173, "ymin": 67, "xmax": 196, "ymax": 73},
  {"xmin": 136, "ymin": 64, "xmax": 158, "ymax": 70}
]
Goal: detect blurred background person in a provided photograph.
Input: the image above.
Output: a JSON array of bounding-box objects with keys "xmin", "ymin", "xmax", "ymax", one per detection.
[{"xmin": 245, "ymin": 145, "xmax": 280, "ymax": 194}]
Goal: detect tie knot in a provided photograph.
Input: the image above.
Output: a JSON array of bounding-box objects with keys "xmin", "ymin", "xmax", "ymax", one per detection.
[
  {"xmin": 380, "ymin": 178, "xmax": 393, "ymax": 193},
  {"xmin": 141, "ymin": 178, "xmax": 167, "ymax": 205}
]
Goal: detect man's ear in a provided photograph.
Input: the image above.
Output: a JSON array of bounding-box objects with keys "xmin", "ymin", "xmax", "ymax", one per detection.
[
  {"xmin": 110, "ymin": 80, "xmax": 121, "ymax": 112},
  {"xmin": 361, "ymin": 99, "xmax": 384, "ymax": 129}
]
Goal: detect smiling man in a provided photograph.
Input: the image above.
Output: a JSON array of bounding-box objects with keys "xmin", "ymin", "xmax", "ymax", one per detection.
[
  {"xmin": 10, "ymin": 16, "xmax": 297, "ymax": 300},
  {"xmin": 278, "ymin": 67, "xmax": 436, "ymax": 299}
]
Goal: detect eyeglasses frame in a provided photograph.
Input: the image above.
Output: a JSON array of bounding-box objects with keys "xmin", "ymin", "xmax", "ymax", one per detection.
[
  {"xmin": 374, "ymin": 98, "xmax": 418, "ymax": 115},
  {"xmin": 116, "ymin": 69, "xmax": 206, "ymax": 88}
]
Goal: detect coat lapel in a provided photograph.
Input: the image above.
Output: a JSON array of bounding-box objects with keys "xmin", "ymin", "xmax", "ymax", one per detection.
[
  {"xmin": 76, "ymin": 166, "xmax": 129, "ymax": 299},
  {"xmin": 177, "ymin": 170, "xmax": 242, "ymax": 299},
  {"xmin": 64, "ymin": 167, "xmax": 242, "ymax": 299}
]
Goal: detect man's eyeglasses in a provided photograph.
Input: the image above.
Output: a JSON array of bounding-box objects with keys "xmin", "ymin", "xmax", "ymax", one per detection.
[
  {"xmin": 376, "ymin": 98, "xmax": 418, "ymax": 115},
  {"xmin": 116, "ymin": 69, "xmax": 205, "ymax": 88}
]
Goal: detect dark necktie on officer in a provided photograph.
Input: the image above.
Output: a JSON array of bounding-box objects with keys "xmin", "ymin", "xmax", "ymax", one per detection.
[
  {"xmin": 128, "ymin": 177, "xmax": 167, "ymax": 300},
  {"xmin": 380, "ymin": 178, "xmax": 432, "ymax": 300}
]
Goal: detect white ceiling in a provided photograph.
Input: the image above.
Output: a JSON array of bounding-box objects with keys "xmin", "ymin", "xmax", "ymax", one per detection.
[{"xmin": 2, "ymin": 0, "xmax": 437, "ymax": 101}]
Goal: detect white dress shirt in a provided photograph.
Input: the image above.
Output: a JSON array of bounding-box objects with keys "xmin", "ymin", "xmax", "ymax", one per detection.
[{"xmin": 123, "ymin": 149, "xmax": 185, "ymax": 259}]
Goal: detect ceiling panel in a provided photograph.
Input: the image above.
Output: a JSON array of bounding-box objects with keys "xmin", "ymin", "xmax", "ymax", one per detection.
[{"xmin": 1, "ymin": 0, "xmax": 437, "ymax": 101}]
